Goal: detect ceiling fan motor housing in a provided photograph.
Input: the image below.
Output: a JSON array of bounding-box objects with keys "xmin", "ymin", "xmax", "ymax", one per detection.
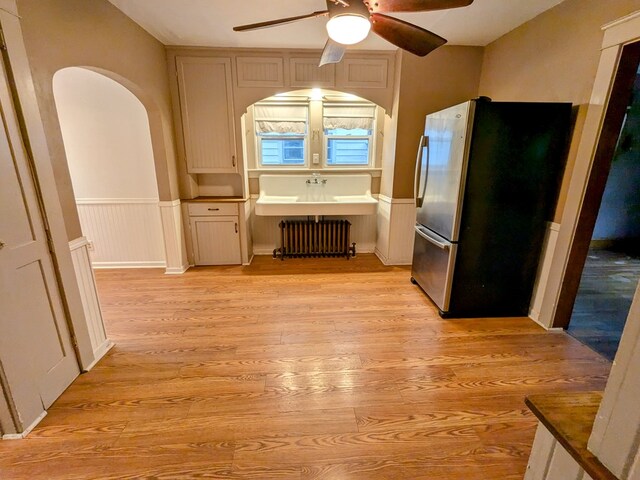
[{"xmin": 327, "ymin": 0, "xmax": 371, "ymax": 20}]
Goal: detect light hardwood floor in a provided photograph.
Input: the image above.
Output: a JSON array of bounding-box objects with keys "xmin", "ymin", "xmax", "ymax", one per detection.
[{"xmin": 0, "ymin": 255, "xmax": 610, "ymax": 479}]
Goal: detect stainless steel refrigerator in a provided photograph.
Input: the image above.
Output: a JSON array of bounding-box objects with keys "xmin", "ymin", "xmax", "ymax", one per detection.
[{"xmin": 410, "ymin": 98, "xmax": 571, "ymax": 318}]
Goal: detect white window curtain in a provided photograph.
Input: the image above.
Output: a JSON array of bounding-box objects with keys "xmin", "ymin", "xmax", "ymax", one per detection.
[
  {"xmin": 255, "ymin": 104, "xmax": 308, "ymax": 135},
  {"xmin": 323, "ymin": 104, "xmax": 375, "ymax": 131}
]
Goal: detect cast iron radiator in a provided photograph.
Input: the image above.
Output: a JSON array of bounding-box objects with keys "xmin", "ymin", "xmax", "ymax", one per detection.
[{"xmin": 273, "ymin": 219, "xmax": 356, "ymax": 260}]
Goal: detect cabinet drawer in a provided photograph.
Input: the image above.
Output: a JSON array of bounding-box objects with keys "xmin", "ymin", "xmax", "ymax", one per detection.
[{"xmin": 188, "ymin": 202, "xmax": 238, "ymax": 217}]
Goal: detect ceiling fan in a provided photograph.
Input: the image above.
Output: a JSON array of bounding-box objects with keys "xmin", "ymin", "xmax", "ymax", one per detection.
[{"xmin": 233, "ymin": 0, "xmax": 474, "ymax": 66}]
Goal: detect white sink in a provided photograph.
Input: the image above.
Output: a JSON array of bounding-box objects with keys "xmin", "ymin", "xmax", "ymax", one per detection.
[{"xmin": 255, "ymin": 174, "xmax": 378, "ymax": 216}]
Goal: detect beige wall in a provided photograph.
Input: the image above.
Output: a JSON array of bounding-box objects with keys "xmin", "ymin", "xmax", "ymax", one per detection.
[
  {"xmin": 391, "ymin": 47, "xmax": 484, "ymax": 198},
  {"xmin": 478, "ymin": 0, "xmax": 640, "ymax": 221},
  {"xmin": 16, "ymin": 0, "xmax": 179, "ymax": 239}
]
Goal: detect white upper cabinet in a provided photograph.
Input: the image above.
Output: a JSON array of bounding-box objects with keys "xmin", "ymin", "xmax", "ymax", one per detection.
[{"xmin": 176, "ymin": 57, "xmax": 237, "ymax": 174}]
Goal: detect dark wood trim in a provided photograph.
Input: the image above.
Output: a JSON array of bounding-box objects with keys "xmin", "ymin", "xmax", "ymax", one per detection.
[
  {"xmin": 552, "ymin": 41, "xmax": 640, "ymax": 329},
  {"xmin": 525, "ymin": 392, "xmax": 617, "ymax": 480}
]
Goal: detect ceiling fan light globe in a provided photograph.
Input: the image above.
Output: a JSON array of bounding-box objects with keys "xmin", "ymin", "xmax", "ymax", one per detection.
[{"xmin": 326, "ymin": 14, "xmax": 371, "ymax": 45}]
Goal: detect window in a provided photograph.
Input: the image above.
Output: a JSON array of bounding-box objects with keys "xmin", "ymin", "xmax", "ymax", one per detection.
[
  {"xmin": 255, "ymin": 104, "xmax": 308, "ymax": 166},
  {"xmin": 324, "ymin": 104, "xmax": 375, "ymax": 166},
  {"xmin": 260, "ymin": 135, "xmax": 305, "ymax": 166}
]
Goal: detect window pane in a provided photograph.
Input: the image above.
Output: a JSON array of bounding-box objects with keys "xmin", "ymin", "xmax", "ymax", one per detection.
[
  {"xmin": 260, "ymin": 138, "xmax": 305, "ymax": 165},
  {"xmin": 325, "ymin": 128, "xmax": 372, "ymax": 136},
  {"xmin": 327, "ymin": 138, "xmax": 370, "ymax": 165}
]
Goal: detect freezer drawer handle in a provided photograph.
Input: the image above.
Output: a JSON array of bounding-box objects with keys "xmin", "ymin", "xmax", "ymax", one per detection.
[{"xmin": 415, "ymin": 225, "xmax": 450, "ymax": 251}]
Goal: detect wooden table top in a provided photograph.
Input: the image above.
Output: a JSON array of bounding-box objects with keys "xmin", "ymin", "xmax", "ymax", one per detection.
[{"xmin": 525, "ymin": 392, "xmax": 618, "ymax": 480}]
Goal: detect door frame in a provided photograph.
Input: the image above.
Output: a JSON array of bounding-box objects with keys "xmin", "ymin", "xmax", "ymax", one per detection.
[
  {"xmin": 0, "ymin": 0, "xmax": 97, "ymax": 435},
  {"xmin": 537, "ymin": 10, "xmax": 640, "ymax": 329}
]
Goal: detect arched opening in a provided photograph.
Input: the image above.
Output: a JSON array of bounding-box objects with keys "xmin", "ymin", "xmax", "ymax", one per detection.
[
  {"xmin": 240, "ymin": 88, "xmax": 390, "ymax": 256},
  {"xmin": 53, "ymin": 67, "xmax": 166, "ymax": 269}
]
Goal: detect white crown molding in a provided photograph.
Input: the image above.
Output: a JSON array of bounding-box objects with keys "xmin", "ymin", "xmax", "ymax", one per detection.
[{"xmin": 602, "ymin": 9, "xmax": 640, "ymax": 31}]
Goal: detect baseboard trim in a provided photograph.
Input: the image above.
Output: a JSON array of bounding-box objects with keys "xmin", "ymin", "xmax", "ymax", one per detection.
[
  {"xmin": 2, "ymin": 411, "xmax": 47, "ymax": 440},
  {"xmin": 254, "ymin": 248, "xmax": 375, "ymax": 257},
  {"xmin": 82, "ymin": 340, "xmax": 114, "ymax": 372},
  {"xmin": 529, "ymin": 305, "xmax": 542, "ymax": 322},
  {"xmin": 528, "ymin": 313, "xmax": 562, "ymax": 331},
  {"xmin": 165, "ymin": 264, "xmax": 190, "ymax": 275},
  {"xmin": 375, "ymin": 248, "xmax": 412, "ymax": 266},
  {"xmin": 92, "ymin": 261, "xmax": 166, "ymax": 269},
  {"xmin": 253, "ymin": 248, "xmax": 275, "ymax": 256},
  {"xmin": 375, "ymin": 248, "xmax": 390, "ymax": 265}
]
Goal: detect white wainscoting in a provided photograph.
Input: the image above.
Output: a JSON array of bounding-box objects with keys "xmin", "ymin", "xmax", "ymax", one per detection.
[
  {"xmin": 69, "ymin": 237, "xmax": 113, "ymax": 371},
  {"xmin": 375, "ymin": 195, "xmax": 416, "ymax": 265},
  {"xmin": 159, "ymin": 200, "xmax": 190, "ymax": 274},
  {"xmin": 529, "ymin": 222, "xmax": 561, "ymax": 327},
  {"xmin": 249, "ymin": 196, "xmax": 378, "ymax": 256},
  {"xmin": 76, "ymin": 199, "xmax": 166, "ymax": 269}
]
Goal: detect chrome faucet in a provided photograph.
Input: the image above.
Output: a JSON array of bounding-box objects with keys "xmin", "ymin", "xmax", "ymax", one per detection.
[{"xmin": 306, "ymin": 173, "xmax": 327, "ymax": 185}]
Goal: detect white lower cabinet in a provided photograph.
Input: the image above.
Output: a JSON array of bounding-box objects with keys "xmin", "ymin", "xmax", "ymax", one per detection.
[{"xmin": 188, "ymin": 203, "xmax": 242, "ymax": 265}]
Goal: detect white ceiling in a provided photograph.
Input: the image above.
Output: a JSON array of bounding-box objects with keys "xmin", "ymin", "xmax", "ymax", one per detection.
[{"xmin": 107, "ymin": 0, "xmax": 566, "ymax": 50}]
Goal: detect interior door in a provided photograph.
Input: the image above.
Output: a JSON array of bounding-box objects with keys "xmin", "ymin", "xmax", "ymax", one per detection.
[
  {"xmin": 416, "ymin": 101, "xmax": 474, "ymax": 242},
  {"xmin": 0, "ymin": 45, "xmax": 79, "ymax": 423}
]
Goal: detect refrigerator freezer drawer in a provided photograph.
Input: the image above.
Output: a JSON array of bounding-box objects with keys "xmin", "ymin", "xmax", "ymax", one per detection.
[{"xmin": 411, "ymin": 225, "xmax": 457, "ymax": 313}]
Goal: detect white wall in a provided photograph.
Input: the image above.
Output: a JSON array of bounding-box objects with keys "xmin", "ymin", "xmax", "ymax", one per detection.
[
  {"xmin": 53, "ymin": 67, "xmax": 165, "ymax": 267},
  {"xmin": 54, "ymin": 67, "xmax": 158, "ymax": 199}
]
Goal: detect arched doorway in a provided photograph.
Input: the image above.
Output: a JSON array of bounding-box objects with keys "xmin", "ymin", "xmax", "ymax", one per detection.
[{"xmin": 53, "ymin": 67, "xmax": 166, "ymax": 269}]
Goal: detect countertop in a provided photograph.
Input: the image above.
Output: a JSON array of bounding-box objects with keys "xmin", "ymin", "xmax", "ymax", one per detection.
[
  {"xmin": 184, "ymin": 196, "xmax": 247, "ymax": 203},
  {"xmin": 525, "ymin": 392, "xmax": 616, "ymax": 480}
]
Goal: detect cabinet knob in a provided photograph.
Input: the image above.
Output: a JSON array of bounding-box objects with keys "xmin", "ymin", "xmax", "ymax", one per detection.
[{"xmin": 0, "ymin": 240, "xmax": 5, "ymax": 250}]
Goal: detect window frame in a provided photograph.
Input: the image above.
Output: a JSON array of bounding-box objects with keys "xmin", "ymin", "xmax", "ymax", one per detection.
[
  {"xmin": 322, "ymin": 102, "xmax": 376, "ymax": 169},
  {"xmin": 254, "ymin": 102, "xmax": 310, "ymax": 169},
  {"xmin": 257, "ymin": 134, "xmax": 308, "ymax": 168},
  {"xmin": 323, "ymin": 131, "xmax": 373, "ymax": 168}
]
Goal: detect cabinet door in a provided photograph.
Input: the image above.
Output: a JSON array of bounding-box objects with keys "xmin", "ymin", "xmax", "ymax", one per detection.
[
  {"xmin": 176, "ymin": 57, "xmax": 237, "ymax": 174},
  {"xmin": 190, "ymin": 216, "xmax": 241, "ymax": 265}
]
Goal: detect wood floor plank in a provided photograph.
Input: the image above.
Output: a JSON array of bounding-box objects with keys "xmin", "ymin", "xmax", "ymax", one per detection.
[
  {"xmin": 178, "ymin": 354, "xmax": 362, "ymax": 377},
  {"xmin": 0, "ymin": 255, "xmax": 609, "ymax": 479}
]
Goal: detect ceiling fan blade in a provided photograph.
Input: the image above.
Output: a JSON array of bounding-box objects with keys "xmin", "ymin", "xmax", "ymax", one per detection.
[
  {"xmin": 234, "ymin": 10, "xmax": 329, "ymax": 32},
  {"xmin": 319, "ymin": 38, "xmax": 347, "ymax": 67},
  {"xmin": 365, "ymin": 0, "xmax": 473, "ymax": 13},
  {"xmin": 371, "ymin": 13, "xmax": 446, "ymax": 57}
]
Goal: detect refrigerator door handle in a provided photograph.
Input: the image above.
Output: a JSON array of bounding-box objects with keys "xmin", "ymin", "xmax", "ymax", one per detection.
[
  {"xmin": 414, "ymin": 135, "xmax": 428, "ymax": 207},
  {"xmin": 415, "ymin": 225, "xmax": 450, "ymax": 251}
]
